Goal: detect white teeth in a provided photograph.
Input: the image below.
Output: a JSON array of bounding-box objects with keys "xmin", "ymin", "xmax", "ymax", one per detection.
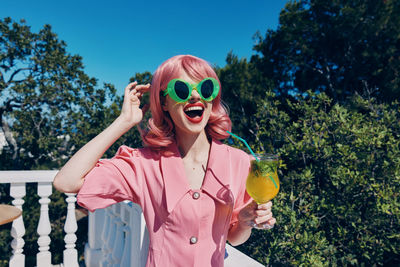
[{"xmin": 184, "ymin": 106, "xmax": 203, "ymax": 112}]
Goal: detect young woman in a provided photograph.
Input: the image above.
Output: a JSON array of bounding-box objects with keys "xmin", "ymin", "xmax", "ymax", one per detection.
[{"xmin": 53, "ymin": 55, "xmax": 276, "ymax": 267}]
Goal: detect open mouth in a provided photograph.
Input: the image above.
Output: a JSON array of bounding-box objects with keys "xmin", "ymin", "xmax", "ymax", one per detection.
[{"xmin": 184, "ymin": 104, "xmax": 204, "ymax": 123}]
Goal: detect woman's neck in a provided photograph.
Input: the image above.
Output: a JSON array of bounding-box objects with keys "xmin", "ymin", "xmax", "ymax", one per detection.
[{"xmin": 175, "ymin": 130, "xmax": 211, "ymax": 159}]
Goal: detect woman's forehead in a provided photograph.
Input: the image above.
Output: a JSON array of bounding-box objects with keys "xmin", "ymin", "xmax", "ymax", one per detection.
[
  {"xmin": 166, "ymin": 71, "xmax": 198, "ymax": 84},
  {"xmin": 177, "ymin": 72, "xmax": 197, "ymax": 83}
]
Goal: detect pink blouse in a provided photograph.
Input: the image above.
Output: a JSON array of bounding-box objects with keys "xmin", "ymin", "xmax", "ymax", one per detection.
[{"xmin": 77, "ymin": 139, "xmax": 252, "ymax": 267}]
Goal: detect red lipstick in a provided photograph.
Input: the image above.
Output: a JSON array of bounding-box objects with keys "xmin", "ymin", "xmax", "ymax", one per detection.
[{"xmin": 183, "ymin": 103, "xmax": 205, "ymax": 124}]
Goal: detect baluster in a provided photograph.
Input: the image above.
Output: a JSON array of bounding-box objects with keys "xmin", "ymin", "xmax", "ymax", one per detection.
[
  {"xmin": 100, "ymin": 207, "xmax": 111, "ymax": 267},
  {"xmin": 36, "ymin": 182, "xmax": 52, "ymax": 267},
  {"xmin": 63, "ymin": 193, "xmax": 78, "ymax": 267},
  {"xmin": 106, "ymin": 205, "xmax": 117, "ymax": 265},
  {"xmin": 85, "ymin": 209, "xmax": 105, "ymax": 267},
  {"xmin": 9, "ymin": 182, "xmax": 26, "ymax": 267},
  {"xmin": 111, "ymin": 203, "xmax": 125, "ymax": 267},
  {"xmin": 120, "ymin": 203, "xmax": 131, "ymax": 267}
]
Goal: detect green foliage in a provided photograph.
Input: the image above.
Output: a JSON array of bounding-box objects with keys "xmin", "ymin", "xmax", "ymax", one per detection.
[
  {"xmin": 0, "ymin": 18, "xmax": 134, "ymax": 265},
  {"xmin": 217, "ymin": 52, "xmax": 274, "ymax": 148},
  {"xmin": 221, "ymin": 5, "xmax": 400, "ymax": 262},
  {"xmin": 2, "ymin": 3, "xmax": 400, "ymax": 265},
  {"xmin": 235, "ymin": 92, "xmax": 400, "ymax": 266},
  {"xmin": 252, "ymin": 0, "xmax": 400, "ymax": 103},
  {"xmin": 0, "ymin": 17, "xmax": 120, "ymax": 169}
]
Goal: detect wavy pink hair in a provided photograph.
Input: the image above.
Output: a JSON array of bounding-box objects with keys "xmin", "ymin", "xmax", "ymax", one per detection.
[{"xmin": 140, "ymin": 55, "xmax": 231, "ymax": 152}]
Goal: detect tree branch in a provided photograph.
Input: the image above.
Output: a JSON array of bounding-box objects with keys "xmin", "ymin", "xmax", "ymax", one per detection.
[
  {"xmin": 0, "ymin": 64, "xmax": 10, "ymax": 71},
  {"xmin": 29, "ymin": 110, "xmax": 44, "ymax": 139},
  {"xmin": 248, "ymin": 119, "xmax": 265, "ymax": 152},
  {"xmin": 2, "ymin": 98, "xmax": 22, "ymax": 112},
  {"xmin": 6, "ymin": 67, "xmax": 31, "ymax": 86}
]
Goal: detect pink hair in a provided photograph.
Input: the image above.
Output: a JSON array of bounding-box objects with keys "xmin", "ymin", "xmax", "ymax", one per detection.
[{"xmin": 140, "ymin": 55, "xmax": 231, "ymax": 152}]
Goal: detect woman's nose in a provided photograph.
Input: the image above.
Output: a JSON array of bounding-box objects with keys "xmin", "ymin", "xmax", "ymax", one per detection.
[{"xmin": 189, "ymin": 88, "xmax": 201, "ymax": 102}]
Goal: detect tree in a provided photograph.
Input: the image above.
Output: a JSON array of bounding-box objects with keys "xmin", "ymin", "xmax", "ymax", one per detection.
[
  {"xmin": 0, "ymin": 17, "xmax": 119, "ymax": 170},
  {"xmin": 216, "ymin": 52, "xmax": 276, "ymax": 151},
  {"xmin": 252, "ymin": 0, "xmax": 400, "ymax": 103},
  {"xmin": 0, "ymin": 17, "xmax": 128, "ymax": 265},
  {"xmin": 234, "ymin": 92, "xmax": 400, "ymax": 266}
]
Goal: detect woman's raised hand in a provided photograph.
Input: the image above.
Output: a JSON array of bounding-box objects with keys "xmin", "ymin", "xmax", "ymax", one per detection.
[
  {"xmin": 53, "ymin": 81, "xmax": 151, "ymax": 193},
  {"xmin": 119, "ymin": 82, "xmax": 151, "ymax": 127}
]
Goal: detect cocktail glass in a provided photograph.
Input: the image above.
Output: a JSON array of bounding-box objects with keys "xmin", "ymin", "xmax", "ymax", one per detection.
[{"xmin": 246, "ymin": 153, "xmax": 280, "ymax": 229}]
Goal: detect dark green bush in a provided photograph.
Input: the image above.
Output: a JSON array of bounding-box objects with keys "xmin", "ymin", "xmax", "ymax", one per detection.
[{"xmin": 236, "ymin": 92, "xmax": 400, "ymax": 266}]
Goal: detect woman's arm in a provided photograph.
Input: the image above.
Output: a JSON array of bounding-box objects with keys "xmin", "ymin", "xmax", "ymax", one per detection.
[
  {"xmin": 53, "ymin": 82, "xmax": 150, "ymax": 193},
  {"xmin": 227, "ymin": 220, "xmax": 253, "ymax": 246},
  {"xmin": 53, "ymin": 117, "xmax": 132, "ymax": 193}
]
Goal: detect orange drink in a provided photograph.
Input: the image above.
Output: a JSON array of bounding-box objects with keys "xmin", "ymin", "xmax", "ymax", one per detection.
[
  {"xmin": 246, "ymin": 154, "xmax": 280, "ymax": 204},
  {"xmin": 246, "ymin": 154, "xmax": 280, "ymax": 229}
]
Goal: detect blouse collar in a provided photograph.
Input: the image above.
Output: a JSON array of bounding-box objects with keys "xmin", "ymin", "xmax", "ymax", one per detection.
[{"xmin": 160, "ymin": 139, "xmax": 234, "ymax": 213}]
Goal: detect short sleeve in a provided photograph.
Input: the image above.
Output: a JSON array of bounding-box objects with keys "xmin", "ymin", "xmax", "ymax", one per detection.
[
  {"xmin": 229, "ymin": 153, "xmax": 253, "ymax": 227},
  {"xmin": 77, "ymin": 146, "xmax": 144, "ymax": 212}
]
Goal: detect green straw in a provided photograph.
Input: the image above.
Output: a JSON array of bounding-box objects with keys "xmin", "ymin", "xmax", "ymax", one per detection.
[
  {"xmin": 227, "ymin": 131, "xmax": 259, "ymax": 161},
  {"xmin": 227, "ymin": 131, "xmax": 278, "ymax": 188},
  {"xmin": 269, "ymin": 174, "xmax": 278, "ymax": 189}
]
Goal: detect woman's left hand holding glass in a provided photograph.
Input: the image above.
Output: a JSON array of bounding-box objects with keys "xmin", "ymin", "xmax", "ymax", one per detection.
[{"xmin": 238, "ymin": 201, "xmax": 276, "ymax": 229}]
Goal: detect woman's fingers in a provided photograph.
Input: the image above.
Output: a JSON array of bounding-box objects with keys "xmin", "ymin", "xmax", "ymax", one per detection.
[
  {"xmin": 125, "ymin": 82, "xmax": 138, "ymax": 95},
  {"xmin": 255, "ymin": 208, "xmax": 272, "ymax": 217},
  {"xmin": 124, "ymin": 82, "xmax": 139, "ymax": 106},
  {"xmin": 135, "ymin": 84, "xmax": 151, "ymax": 99},
  {"xmin": 119, "ymin": 82, "xmax": 151, "ymax": 126},
  {"xmin": 254, "ymin": 211, "xmax": 273, "ymax": 225},
  {"xmin": 255, "ymin": 201, "xmax": 272, "ymax": 215},
  {"xmin": 134, "ymin": 83, "xmax": 151, "ymax": 92},
  {"xmin": 125, "ymin": 82, "xmax": 150, "ymax": 95},
  {"xmin": 254, "ymin": 217, "xmax": 276, "ymax": 229},
  {"xmin": 254, "ymin": 201, "xmax": 274, "ymax": 225},
  {"xmin": 238, "ymin": 200, "xmax": 276, "ymax": 228},
  {"xmin": 257, "ymin": 201, "xmax": 272, "ymax": 210},
  {"xmin": 268, "ymin": 217, "xmax": 276, "ymax": 225},
  {"xmin": 124, "ymin": 83, "xmax": 151, "ymax": 105}
]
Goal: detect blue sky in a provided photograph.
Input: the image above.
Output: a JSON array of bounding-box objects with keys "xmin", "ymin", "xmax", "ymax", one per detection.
[{"xmin": 2, "ymin": 0, "xmax": 288, "ymax": 95}]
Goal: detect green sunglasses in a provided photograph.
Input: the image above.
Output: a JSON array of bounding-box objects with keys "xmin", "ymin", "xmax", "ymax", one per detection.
[{"xmin": 163, "ymin": 77, "xmax": 220, "ymax": 103}]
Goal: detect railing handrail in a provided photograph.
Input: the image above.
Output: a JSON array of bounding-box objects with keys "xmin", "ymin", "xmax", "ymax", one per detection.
[{"xmin": 0, "ymin": 170, "xmax": 58, "ymax": 183}]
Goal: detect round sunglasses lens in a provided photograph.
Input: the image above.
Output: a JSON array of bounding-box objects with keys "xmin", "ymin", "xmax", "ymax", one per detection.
[
  {"xmin": 174, "ymin": 80, "xmax": 190, "ymax": 100},
  {"xmin": 200, "ymin": 79, "xmax": 214, "ymax": 99}
]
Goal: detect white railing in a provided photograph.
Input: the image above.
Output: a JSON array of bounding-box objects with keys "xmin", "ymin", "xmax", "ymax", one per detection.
[
  {"xmin": 0, "ymin": 170, "xmax": 78, "ymax": 267},
  {"xmin": 1, "ymin": 170, "xmax": 264, "ymax": 267},
  {"xmin": 85, "ymin": 201, "xmax": 149, "ymax": 267}
]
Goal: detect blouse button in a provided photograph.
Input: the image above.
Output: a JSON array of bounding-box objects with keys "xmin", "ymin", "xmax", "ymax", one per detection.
[
  {"xmin": 190, "ymin": 236, "xmax": 198, "ymax": 244},
  {"xmin": 192, "ymin": 192, "xmax": 200, "ymax": 200}
]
